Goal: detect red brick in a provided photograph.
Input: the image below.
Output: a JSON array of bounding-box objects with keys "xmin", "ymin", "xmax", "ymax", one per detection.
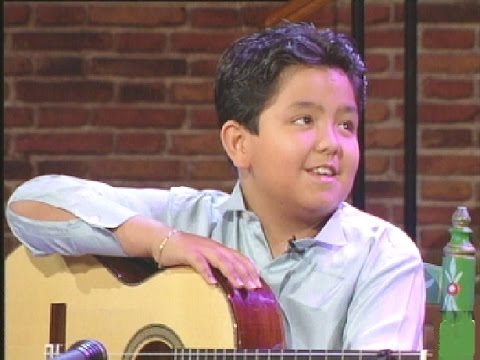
[
  {"xmin": 422, "ymin": 78, "xmax": 474, "ymax": 100},
  {"xmin": 91, "ymin": 160, "xmax": 185, "ymax": 181},
  {"xmin": 90, "ymin": 58, "xmax": 186, "ymax": 77},
  {"xmin": 419, "ymin": 155, "xmax": 480, "ymax": 176},
  {"xmin": 309, "ymin": 4, "xmax": 346, "ymax": 27},
  {"xmin": 365, "ymin": 202, "xmax": 390, "ymax": 220},
  {"xmin": 114, "ymin": 33, "xmax": 167, "ymax": 53},
  {"xmin": 365, "ymin": 101, "xmax": 390, "ymax": 123},
  {"xmin": 365, "ymin": 53, "xmax": 390, "ymax": 73},
  {"xmin": 422, "ymin": 28, "xmax": 475, "ymax": 49},
  {"xmin": 421, "ymin": 180, "xmax": 473, "ymax": 201},
  {"xmin": 419, "ymin": 104, "xmax": 479, "ymax": 123},
  {"xmin": 4, "ymin": 3, "xmax": 30, "ymax": 26},
  {"xmin": 38, "ymin": 161, "xmax": 89, "ymax": 178},
  {"xmin": 393, "ymin": 154, "xmax": 405, "ymax": 174},
  {"xmin": 4, "ymin": 107, "xmax": 34, "ymax": 127},
  {"xmin": 418, "ymin": 206, "xmax": 460, "ymax": 226},
  {"xmin": 190, "ymin": 108, "xmax": 218, "ymax": 129},
  {"xmin": 420, "ymin": 54, "xmax": 480, "ymax": 74},
  {"xmin": 93, "ymin": 108, "xmax": 185, "ymax": 128},
  {"xmin": 366, "ymin": 28, "xmax": 404, "ymax": 48},
  {"xmin": 365, "ymin": 155, "xmax": 390, "ymax": 175},
  {"xmin": 364, "ymin": 5, "xmax": 391, "ymax": 24},
  {"xmin": 38, "ymin": 108, "xmax": 90, "ymax": 127},
  {"xmin": 172, "ymin": 82, "xmax": 214, "ymax": 104},
  {"xmin": 116, "ymin": 133, "xmax": 167, "ymax": 154},
  {"xmin": 190, "ymin": 59, "xmax": 218, "ymax": 77},
  {"xmin": 16, "ymin": 81, "xmax": 113, "ymax": 103},
  {"xmin": 170, "ymin": 132, "xmax": 223, "ymax": 156},
  {"xmin": 368, "ymin": 78, "xmax": 403, "ymax": 98},
  {"xmin": 420, "ymin": 229, "xmax": 450, "ymax": 250},
  {"xmin": 366, "ymin": 128, "xmax": 404, "ymax": 148},
  {"xmin": 4, "ymin": 57, "xmax": 33, "ymax": 76},
  {"xmin": 240, "ymin": 5, "xmax": 282, "ymax": 27},
  {"xmin": 119, "ymin": 83, "xmax": 166, "ymax": 103},
  {"xmin": 392, "ymin": 205, "xmax": 406, "ymax": 230},
  {"xmin": 191, "ymin": 8, "xmax": 241, "ymax": 28},
  {"xmin": 15, "ymin": 133, "xmax": 113, "ymax": 154},
  {"xmin": 12, "ymin": 32, "xmax": 112, "ymax": 51},
  {"xmin": 366, "ymin": 180, "xmax": 404, "ymax": 198},
  {"xmin": 393, "ymin": 54, "xmax": 404, "ymax": 72},
  {"xmin": 36, "ymin": 57, "xmax": 85, "ymax": 76},
  {"xmin": 421, "ymin": 129, "xmax": 473, "ymax": 148},
  {"xmin": 35, "ymin": 5, "xmax": 86, "ymax": 26},
  {"xmin": 89, "ymin": 5, "xmax": 186, "ymax": 26},
  {"xmin": 4, "ymin": 160, "xmax": 34, "ymax": 180},
  {"xmin": 418, "ymin": 4, "xmax": 480, "ymax": 23},
  {"xmin": 171, "ymin": 32, "xmax": 241, "ymax": 53},
  {"xmin": 189, "ymin": 160, "xmax": 236, "ymax": 180}
]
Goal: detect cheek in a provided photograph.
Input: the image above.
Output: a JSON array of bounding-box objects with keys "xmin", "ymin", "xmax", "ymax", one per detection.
[
  {"xmin": 298, "ymin": 132, "xmax": 318, "ymax": 148},
  {"xmin": 344, "ymin": 141, "xmax": 360, "ymax": 171}
]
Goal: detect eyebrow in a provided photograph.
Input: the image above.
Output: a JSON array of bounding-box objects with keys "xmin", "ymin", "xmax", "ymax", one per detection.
[{"xmin": 288, "ymin": 101, "xmax": 358, "ymax": 114}]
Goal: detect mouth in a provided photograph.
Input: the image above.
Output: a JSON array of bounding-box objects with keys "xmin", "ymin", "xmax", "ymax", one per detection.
[{"xmin": 307, "ymin": 165, "xmax": 337, "ymax": 177}]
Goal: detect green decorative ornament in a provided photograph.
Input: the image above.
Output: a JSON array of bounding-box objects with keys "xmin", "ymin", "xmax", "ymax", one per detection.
[{"xmin": 439, "ymin": 206, "xmax": 476, "ymax": 360}]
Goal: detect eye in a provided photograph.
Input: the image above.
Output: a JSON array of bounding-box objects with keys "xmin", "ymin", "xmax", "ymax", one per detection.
[
  {"xmin": 339, "ymin": 120, "xmax": 357, "ymax": 134},
  {"xmin": 293, "ymin": 115, "xmax": 313, "ymax": 126}
]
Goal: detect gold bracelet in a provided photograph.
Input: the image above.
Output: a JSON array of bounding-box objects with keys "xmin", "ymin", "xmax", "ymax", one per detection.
[{"xmin": 154, "ymin": 229, "xmax": 178, "ymax": 267}]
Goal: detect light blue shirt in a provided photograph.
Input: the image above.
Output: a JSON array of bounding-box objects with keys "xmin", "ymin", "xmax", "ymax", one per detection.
[{"xmin": 6, "ymin": 174, "xmax": 425, "ymax": 350}]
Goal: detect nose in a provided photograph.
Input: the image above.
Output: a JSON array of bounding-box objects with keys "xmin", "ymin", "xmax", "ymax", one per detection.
[{"xmin": 314, "ymin": 123, "xmax": 341, "ymax": 155}]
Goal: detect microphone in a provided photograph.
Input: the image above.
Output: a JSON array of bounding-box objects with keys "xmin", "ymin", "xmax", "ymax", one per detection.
[
  {"xmin": 288, "ymin": 236, "xmax": 305, "ymax": 254},
  {"xmin": 53, "ymin": 339, "xmax": 108, "ymax": 360}
]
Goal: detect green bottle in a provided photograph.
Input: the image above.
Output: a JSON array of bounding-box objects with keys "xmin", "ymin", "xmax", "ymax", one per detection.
[{"xmin": 439, "ymin": 206, "xmax": 476, "ymax": 360}]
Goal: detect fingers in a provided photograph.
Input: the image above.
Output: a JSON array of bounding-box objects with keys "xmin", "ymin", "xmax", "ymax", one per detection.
[
  {"xmin": 204, "ymin": 250, "xmax": 261, "ymax": 290},
  {"xmin": 187, "ymin": 253, "xmax": 218, "ymax": 286},
  {"xmin": 162, "ymin": 231, "xmax": 261, "ymax": 290}
]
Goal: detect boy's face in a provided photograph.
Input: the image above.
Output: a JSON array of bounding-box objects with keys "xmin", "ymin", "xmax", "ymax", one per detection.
[{"xmin": 243, "ymin": 65, "xmax": 359, "ymax": 220}]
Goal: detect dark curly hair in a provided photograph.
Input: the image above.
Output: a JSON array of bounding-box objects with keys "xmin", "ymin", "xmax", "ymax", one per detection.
[{"xmin": 215, "ymin": 22, "xmax": 367, "ymax": 134}]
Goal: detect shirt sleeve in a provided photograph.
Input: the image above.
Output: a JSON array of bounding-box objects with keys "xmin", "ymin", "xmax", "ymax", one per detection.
[
  {"xmin": 6, "ymin": 174, "xmax": 172, "ymax": 257},
  {"xmin": 343, "ymin": 225, "xmax": 426, "ymax": 351}
]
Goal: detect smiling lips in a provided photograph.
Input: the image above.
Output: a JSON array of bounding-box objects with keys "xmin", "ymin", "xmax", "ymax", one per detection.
[{"xmin": 308, "ymin": 165, "xmax": 337, "ymax": 176}]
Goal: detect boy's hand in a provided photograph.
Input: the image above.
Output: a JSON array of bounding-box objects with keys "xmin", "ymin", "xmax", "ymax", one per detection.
[{"xmin": 158, "ymin": 231, "xmax": 262, "ymax": 290}]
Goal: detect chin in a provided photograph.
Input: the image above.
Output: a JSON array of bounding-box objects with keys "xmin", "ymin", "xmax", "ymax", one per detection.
[{"xmin": 303, "ymin": 199, "xmax": 341, "ymax": 217}]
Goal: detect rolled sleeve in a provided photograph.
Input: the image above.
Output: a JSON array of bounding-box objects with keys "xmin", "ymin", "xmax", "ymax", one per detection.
[{"xmin": 6, "ymin": 174, "xmax": 170, "ymax": 256}]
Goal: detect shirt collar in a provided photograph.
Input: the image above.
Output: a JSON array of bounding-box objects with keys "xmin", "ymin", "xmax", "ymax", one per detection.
[
  {"xmin": 313, "ymin": 203, "xmax": 348, "ymax": 247},
  {"xmin": 219, "ymin": 180, "xmax": 348, "ymax": 247},
  {"xmin": 218, "ymin": 181, "xmax": 247, "ymax": 214}
]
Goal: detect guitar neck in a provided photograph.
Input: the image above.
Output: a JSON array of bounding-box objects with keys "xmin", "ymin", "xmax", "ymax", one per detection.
[{"xmin": 125, "ymin": 349, "xmax": 429, "ymax": 360}]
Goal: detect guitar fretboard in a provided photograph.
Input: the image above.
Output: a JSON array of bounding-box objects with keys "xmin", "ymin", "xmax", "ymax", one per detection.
[{"xmin": 114, "ymin": 349, "xmax": 429, "ymax": 360}]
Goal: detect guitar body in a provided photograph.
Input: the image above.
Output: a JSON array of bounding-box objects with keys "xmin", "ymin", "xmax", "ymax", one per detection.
[{"xmin": 5, "ymin": 246, "xmax": 285, "ymax": 359}]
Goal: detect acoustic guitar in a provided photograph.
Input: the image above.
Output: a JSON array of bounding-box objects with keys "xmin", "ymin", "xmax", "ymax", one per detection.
[{"xmin": 5, "ymin": 246, "xmax": 428, "ymax": 359}]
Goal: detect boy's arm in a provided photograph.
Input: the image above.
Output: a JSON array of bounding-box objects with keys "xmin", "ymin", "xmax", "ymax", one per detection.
[
  {"xmin": 343, "ymin": 227, "xmax": 426, "ymax": 351},
  {"xmin": 6, "ymin": 175, "xmax": 260, "ymax": 290}
]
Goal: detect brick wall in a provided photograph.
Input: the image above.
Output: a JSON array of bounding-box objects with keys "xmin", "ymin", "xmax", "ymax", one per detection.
[{"xmin": 4, "ymin": 1, "xmax": 480, "ymax": 267}]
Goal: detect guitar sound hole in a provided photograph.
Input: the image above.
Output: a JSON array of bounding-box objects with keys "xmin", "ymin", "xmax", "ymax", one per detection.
[
  {"xmin": 123, "ymin": 324, "xmax": 184, "ymax": 360},
  {"xmin": 135, "ymin": 341, "xmax": 172, "ymax": 360}
]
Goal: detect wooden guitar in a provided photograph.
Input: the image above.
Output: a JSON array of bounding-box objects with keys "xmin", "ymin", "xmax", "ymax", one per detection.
[{"xmin": 6, "ymin": 246, "xmax": 428, "ymax": 360}]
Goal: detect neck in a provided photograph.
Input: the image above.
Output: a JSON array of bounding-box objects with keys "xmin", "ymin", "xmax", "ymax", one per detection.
[{"xmin": 239, "ymin": 182, "xmax": 329, "ymax": 257}]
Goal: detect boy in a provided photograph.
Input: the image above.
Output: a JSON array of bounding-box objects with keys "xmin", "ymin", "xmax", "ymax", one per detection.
[{"xmin": 6, "ymin": 22, "xmax": 425, "ymax": 350}]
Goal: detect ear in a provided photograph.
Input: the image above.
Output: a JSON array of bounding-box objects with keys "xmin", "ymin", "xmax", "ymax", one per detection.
[{"xmin": 220, "ymin": 120, "xmax": 252, "ymax": 169}]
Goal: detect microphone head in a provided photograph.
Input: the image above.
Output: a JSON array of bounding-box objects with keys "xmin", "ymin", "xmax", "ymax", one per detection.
[{"xmin": 68, "ymin": 339, "xmax": 108, "ymax": 360}]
